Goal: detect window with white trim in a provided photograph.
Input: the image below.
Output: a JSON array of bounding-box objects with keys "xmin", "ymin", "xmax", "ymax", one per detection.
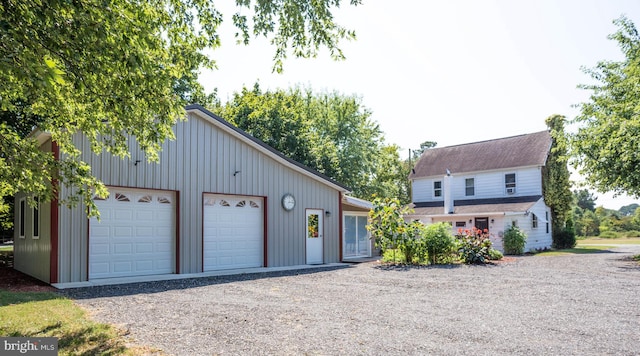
[
  {"xmin": 505, "ymin": 173, "xmax": 516, "ymax": 194},
  {"xmin": 32, "ymin": 197, "xmax": 40, "ymax": 239},
  {"xmin": 532, "ymin": 213, "xmax": 538, "ymax": 228},
  {"xmin": 433, "ymin": 181, "xmax": 442, "ymax": 198},
  {"xmin": 19, "ymin": 198, "xmax": 25, "ymax": 239},
  {"xmin": 465, "ymin": 178, "xmax": 475, "ymax": 196},
  {"xmin": 545, "ymin": 211, "xmax": 550, "ymax": 234}
]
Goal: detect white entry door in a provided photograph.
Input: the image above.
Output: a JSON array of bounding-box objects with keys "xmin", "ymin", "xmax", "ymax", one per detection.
[{"xmin": 305, "ymin": 209, "xmax": 324, "ymax": 264}]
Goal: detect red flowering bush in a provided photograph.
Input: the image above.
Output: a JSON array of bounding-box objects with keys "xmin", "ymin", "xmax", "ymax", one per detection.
[{"xmin": 455, "ymin": 227, "xmax": 493, "ymax": 264}]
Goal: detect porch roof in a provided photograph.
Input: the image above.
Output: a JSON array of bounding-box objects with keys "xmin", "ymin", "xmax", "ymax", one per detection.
[{"xmin": 407, "ymin": 196, "xmax": 542, "ymax": 218}]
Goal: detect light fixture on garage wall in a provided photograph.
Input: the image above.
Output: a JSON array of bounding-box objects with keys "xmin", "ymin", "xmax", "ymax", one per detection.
[
  {"xmin": 491, "ymin": 219, "xmax": 495, "ymax": 224},
  {"xmin": 325, "ymin": 211, "xmax": 331, "ymax": 217},
  {"xmin": 468, "ymin": 219, "xmax": 472, "ymax": 224},
  {"xmin": 233, "ymin": 170, "xmax": 241, "ymax": 177}
]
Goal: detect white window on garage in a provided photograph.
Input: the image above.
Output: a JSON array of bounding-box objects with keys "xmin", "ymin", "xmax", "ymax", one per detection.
[{"xmin": 203, "ymin": 194, "xmax": 264, "ymax": 271}]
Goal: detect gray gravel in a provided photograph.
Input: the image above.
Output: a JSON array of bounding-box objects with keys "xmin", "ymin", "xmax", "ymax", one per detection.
[{"xmin": 64, "ymin": 245, "xmax": 640, "ymax": 355}]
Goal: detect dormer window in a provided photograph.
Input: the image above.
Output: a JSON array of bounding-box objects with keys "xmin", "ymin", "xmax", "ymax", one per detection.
[
  {"xmin": 433, "ymin": 181, "xmax": 442, "ymax": 197},
  {"xmin": 505, "ymin": 173, "xmax": 516, "ymax": 194}
]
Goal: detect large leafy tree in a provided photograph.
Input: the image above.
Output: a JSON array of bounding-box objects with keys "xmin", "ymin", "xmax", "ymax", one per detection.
[
  {"xmin": 573, "ymin": 16, "xmax": 640, "ymax": 197},
  {"xmin": 543, "ymin": 114, "xmax": 574, "ymax": 247},
  {"xmin": 216, "ymin": 84, "xmax": 405, "ymax": 200},
  {"xmin": 0, "ymin": 0, "xmax": 360, "ymax": 219},
  {"xmin": 573, "ymin": 189, "xmax": 597, "ymax": 212}
]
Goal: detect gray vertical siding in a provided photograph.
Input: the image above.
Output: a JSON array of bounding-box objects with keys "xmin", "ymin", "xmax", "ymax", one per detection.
[
  {"xmin": 55, "ymin": 111, "xmax": 344, "ymax": 283},
  {"xmin": 13, "ymin": 139, "xmax": 52, "ymax": 283}
]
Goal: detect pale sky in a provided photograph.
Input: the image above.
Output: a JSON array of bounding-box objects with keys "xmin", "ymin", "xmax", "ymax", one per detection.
[{"xmin": 199, "ymin": 0, "xmax": 640, "ymax": 209}]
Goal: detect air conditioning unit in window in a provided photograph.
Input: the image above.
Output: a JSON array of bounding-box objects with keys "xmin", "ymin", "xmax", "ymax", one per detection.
[{"xmin": 506, "ymin": 187, "xmax": 516, "ymax": 194}]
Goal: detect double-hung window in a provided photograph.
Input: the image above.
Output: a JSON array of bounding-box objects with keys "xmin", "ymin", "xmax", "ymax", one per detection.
[
  {"xmin": 465, "ymin": 178, "xmax": 475, "ymax": 196},
  {"xmin": 433, "ymin": 181, "xmax": 442, "ymax": 198},
  {"xmin": 505, "ymin": 173, "xmax": 516, "ymax": 194}
]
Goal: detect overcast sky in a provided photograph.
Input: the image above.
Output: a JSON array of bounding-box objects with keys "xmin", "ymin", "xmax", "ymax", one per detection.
[{"xmin": 199, "ymin": 0, "xmax": 640, "ymax": 209}]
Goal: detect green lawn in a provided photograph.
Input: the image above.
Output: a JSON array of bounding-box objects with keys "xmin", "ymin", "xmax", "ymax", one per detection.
[
  {"xmin": 0, "ymin": 245, "xmax": 13, "ymax": 251},
  {"xmin": 577, "ymin": 237, "xmax": 640, "ymax": 245},
  {"xmin": 534, "ymin": 237, "xmax": 640, "ymax": 256},
  {"xmin": 0, "ymin": 290, "xmax": 162, "ymax": 355},
  {"xmin": 535, "ymin": 245, "xmax": 615, "ymax": 256}
]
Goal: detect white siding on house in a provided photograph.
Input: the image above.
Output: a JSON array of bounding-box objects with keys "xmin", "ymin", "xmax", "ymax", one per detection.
[
  {"xmin": 54, "ymin": 111, "xmax": 343, "ymax": 283},
  {"xmin": 523, "ymin": 200, "xmax": 553, "ymax": 251},
  {"xmin": 412, "ymin": 167, "xmax": 543, "ymax": 203}
]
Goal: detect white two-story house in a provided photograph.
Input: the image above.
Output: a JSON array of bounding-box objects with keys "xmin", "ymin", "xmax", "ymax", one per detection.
[{"xmin": 407, "ymin": 131, "xmax": 553, "ymax": 252}]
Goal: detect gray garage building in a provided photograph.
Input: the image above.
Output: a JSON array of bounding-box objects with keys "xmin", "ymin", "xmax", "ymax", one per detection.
[{"xmin": 14, "ymin": 105, "xmax": 371, "ymax": 286}]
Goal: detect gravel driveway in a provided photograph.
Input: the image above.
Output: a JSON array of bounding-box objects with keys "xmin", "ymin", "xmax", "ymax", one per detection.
[{"xmin": 64, "ymin": 245, "xmax": 640, "ymax": 355}]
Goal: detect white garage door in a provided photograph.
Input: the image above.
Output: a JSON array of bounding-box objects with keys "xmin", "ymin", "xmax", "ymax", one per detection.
[
  {"xmin": 89, "ymin": 188, "xmax": 175, "ymax": 279},
  {"xmin": 203, "ymin": 194, "xmax": 264, "ymax": 271}
]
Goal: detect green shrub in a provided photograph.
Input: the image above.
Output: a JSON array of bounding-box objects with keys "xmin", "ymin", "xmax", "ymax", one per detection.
[
  {"xmin": 488, "ymin": 249, "xmax": 503, "ymax": 260},
  {"xmin": 456, "ymin": 227, "xmax": 492, "ymax": 264},
  {"xmin": 623, "ymin": 230, "xmax": 640, "ymax": 238},
  {"xmin": 553, "ymin": 228, "xmax": 576, "ymax": 249},
  {"xmin": 599, "ymin": 231, "xmax": 619, "ymax": 239},
  {"xmin": 382, "ymin": 249, "xmax": 407, "ymax": 264},
  {"xmin": 400, "ymin": 221, "xmax": 428, "ymax": 264},
  {"xmin": 503, "ymin": 225, "xmax": 527, "ymax": 255},
  {"xmin": 423, "ymin": 222, "xmax": 456, "ymax": 264},
  {"xmin": 368, "ymin": 197, "xmax": 427, "ymax": 265}
]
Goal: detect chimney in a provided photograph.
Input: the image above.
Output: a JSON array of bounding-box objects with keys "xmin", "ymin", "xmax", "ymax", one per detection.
[{"xmin": 443, "ymin": 170, "xmax": 454, "ymax": 214}]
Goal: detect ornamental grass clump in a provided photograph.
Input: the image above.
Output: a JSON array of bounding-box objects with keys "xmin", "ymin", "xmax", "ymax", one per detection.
[{"xmin": 503, "ymin": 225, "xmax": 527, "ymax": 255}]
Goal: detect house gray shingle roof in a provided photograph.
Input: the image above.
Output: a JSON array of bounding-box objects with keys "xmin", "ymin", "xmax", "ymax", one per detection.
[{"xmin": 409, "ymin": 130, "xmax": 552, "ymax": 179}]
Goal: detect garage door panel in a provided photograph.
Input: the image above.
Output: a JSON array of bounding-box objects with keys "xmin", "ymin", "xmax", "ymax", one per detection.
[
  {"xmin": 91, "ymin": 243, "xmax": 110, "ymax": 255},
  {"xmin": 114, "ymin": 209, "xmax": 134, "ymax": 220},
  {"xmin": 203, "ymin": 194, "xmax": 263, "ymax": 271},
  {"xmin": 89, "ymin": 188, "xmax": 175, "ymax": 279},
  {"xmin": 135, "ymin": 260, "xmax": 153, "ymax": 271},
  {"xmin": 113, "ymin": 261, "xmax": 133, "ymax": 273},
  {"xmin": 114, "ymin": 226, "xmax": 134, "ymax": 237},
  {"xmin": 136, "ymin": 226, "xmax": 153, "ymax": 237},
  {"xmin": 156, "ymin": 241, "xmax": 171, "ymax": 252},
  {"xmin": 136, "ymin": 210, "xmax": 154, "ymax": 220},
  {"xmin": 113, "ymin": 243, "xmax": 132, "ymax": 254}
]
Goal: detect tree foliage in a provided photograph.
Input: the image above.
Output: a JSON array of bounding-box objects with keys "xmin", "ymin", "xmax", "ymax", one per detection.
[
  {"xmin": 411, "ymin": 140, "xmax": 437, "ymax": 160},
  {"xmin": 574, "ymin": 189, "xmax": 597, "ymax": 212},
  {"xmin": 216, "ymin": 84, "xmax": 405, "ymax": 200},
  {"xmin": 0, "ymin": 0, "xmax": 360, "ymax": 218},
  {"xmin": 618, "ymin": 203, "xmax": 639, "ymax": 217},
  {"xmin": 573, "ymin": 16, "xmax": 640, "ymax": 197},
  {"xmin": 543, "ymin": 114, "xmax": 573, "ymax": 235}
]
